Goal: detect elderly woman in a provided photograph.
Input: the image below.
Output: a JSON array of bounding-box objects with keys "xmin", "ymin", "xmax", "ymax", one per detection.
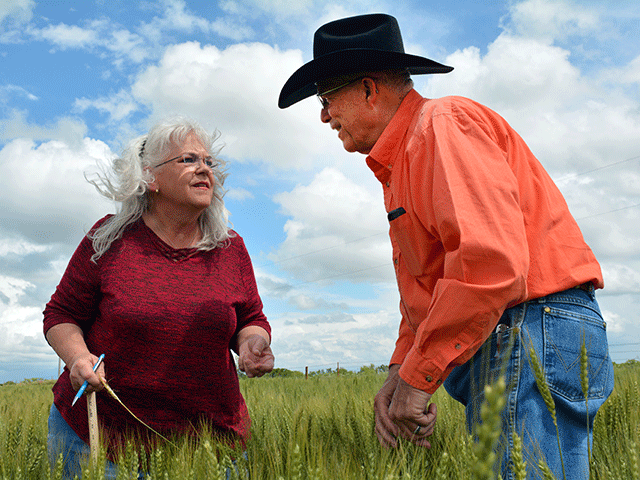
[{"xmin": 44, "ymin": 117, "xmax": 274, "ymax": 478}]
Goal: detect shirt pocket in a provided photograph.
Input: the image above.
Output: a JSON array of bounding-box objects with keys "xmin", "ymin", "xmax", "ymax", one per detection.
[{"xmin": 388, "ymin": 207, "xmax": 424, "ymax": 277}]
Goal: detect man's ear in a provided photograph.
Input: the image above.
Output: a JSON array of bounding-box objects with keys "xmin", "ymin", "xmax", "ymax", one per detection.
[{"xmin": 362, "ymin": 77, "xmax": 379, "ymax": 103}]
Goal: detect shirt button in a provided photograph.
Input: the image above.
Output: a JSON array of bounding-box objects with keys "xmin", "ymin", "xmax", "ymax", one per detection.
[
  {"xmin": 385, "ymin": 182, "xmax": 390, "ymax": 187},
  {"xmin": 426, "ymin": 375, "xmax": 432, "ymax": 382},
  {"xmin": 455, "ymin": 343, "xmax": 461, "ymax": 350},
  {"xmin": 387, "ymin": 164, "xmax": 393, "ymax": 169},
  {"xmin": 436, "ymin": 379, "xmax": 442, "ymax": 385},
  {"xmin": 394, "ymin": 258, "xmax": 398, "ymax": 265}
]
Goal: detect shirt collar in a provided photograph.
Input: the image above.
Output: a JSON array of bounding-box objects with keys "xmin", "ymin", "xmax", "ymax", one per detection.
[{"xmin": 366, "ymin": 89, "xmax": 424, "ymax": 184}]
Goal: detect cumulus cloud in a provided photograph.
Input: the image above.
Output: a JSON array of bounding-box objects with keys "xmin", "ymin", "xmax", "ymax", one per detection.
[
  {"xmin": 0, "ymin": 109, "xmax": 87, "ymax": 146},
  {"xmin": 74, "ymin": 90, "xmax": 139, "ymax": 123},
  {"xmin": 270, "ymin": 308, "xmax": 399, "ymax": 369},
  {"xmin": 35, "ymin": 22, "xmax": 99, "ymax": 49},
  {"xmin": 0, "ymin": 274, "xmax": 55, "ymax": 379},
  {"xmin": 271, "ymin": 167, "xmax": 392, "ymax": 284},
  {"xmin": 0, "ymin": 232, "xmax": 51, "ymax": 257},
  {"xmin": 141, "ymin": 0, "xmax": 254, "ymax": 43},
  {"xmin": 505, "ymin": 0, "xmax": 599, "ymax": 41},
  {"xmin": 131, "ymin": 40, "xmax": 331, "ymax": 168},
  {"xmin": 0, "ymin": 0, "xmax": 35, "ymax": 27},
  {"xmin": 0, "ymin": 137, "xmax": 115, "ymax": 244}
]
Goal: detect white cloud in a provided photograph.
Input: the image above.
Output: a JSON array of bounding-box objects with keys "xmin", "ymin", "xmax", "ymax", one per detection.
[
  {"xmin": 225, "ymin": 187, "xmax": 254, "ymax": 201},
  {"xmin": 270, "ymin": 308, "xmax": 399, "ymax": 370},
  {"xmin": 141, "ymin": 0, "xmax": 254, "ymax": 42},
  {"xmin": 74, "ymin": 90, "xmax": 139, "ymax": 123},
  {"xmin": 0, "ymin": 84, "xmax": 38, "ymax": 102},
  {"xmin": 0, "ymin": 137, "xmax": 115, "ymax": 243},
  {"xmin": 0, "ymin": 109, "xmax": 87, "ymax": 146},
  {"xmin": 36, "ymin": 22, "xmax": 99, "ymax": 49},
  {"xmin": 272, "ymin": 167, "xmax": 392, "ymax": 283},
  {"xmin": 600, "ymin": 263, "xmax": 640, "ymax": 295},
  {"xmin": 601, "ymin": 309, "xmax": 627, "ymax": 334},
  {"xmin": 131, "ymin": 41, "xmax": 331, "ymax": 168},
  {"xmin": 0, "ymin": 274, "xmax": 53, "ymax": 370},
  {"xmin": 0, "ymin": 0, "xmax": 35, "ymax": 26},
  {"xmin": 0, "ymin": 233, "xmax": 51, "ymax": 257},
  {"xmin": 505, "ymin": 0, "xmax": 599, "ymax": 41}
]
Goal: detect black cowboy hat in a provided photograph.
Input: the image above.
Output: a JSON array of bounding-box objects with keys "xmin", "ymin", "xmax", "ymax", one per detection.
[{"xmin": 278, "ymin": 13, "xmax": 453, "ymax": 109}]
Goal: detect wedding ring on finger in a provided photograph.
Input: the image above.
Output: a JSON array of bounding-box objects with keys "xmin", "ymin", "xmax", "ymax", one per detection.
[{"xmin": 413, "ymin": 425, "xmax": 422, "ymax": 435}]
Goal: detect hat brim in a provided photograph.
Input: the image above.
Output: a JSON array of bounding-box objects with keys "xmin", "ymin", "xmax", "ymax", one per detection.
[{"xmin": 278, "ymin": 49, "xmax": 453, "ymax": 108}]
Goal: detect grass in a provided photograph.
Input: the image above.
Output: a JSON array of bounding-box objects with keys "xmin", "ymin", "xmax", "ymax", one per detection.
[{"xmin": 0, "ymin": 362, "xmax": 639, "ymax": 479}]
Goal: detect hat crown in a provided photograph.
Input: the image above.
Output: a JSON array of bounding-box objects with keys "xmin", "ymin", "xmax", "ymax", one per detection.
[
  {"xmin": 278, "ymin": 13, "xmax": 453, "ymax": 108},
  {"xmin": 313, "ymin": 14, "xmax": 405, "ymax": 59}
]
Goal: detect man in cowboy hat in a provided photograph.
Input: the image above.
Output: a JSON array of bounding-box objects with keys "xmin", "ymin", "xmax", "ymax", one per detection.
[{"xmin": 279, "ymin": 13, "xmax": 614, "ymax": 479}]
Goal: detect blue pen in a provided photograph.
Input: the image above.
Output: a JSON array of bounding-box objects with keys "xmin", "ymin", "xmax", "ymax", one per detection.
[{"xmin": 72, "ymin": 354, "xmax": 105, "ymax": 407}]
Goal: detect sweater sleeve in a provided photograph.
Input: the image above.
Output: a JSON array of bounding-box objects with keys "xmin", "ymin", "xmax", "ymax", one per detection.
[
  {"xmin": 231, "ymin": 235, "xmax": 270, "ymax": 349},
  {"xmin": 43, "ymin": 225, "xmax": 103, "ymax": 337}
]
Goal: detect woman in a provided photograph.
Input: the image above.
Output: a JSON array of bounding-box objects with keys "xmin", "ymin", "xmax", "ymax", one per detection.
[{"xmin": 44, "ymin": 117, "xmax": 274, "ymax": 478}]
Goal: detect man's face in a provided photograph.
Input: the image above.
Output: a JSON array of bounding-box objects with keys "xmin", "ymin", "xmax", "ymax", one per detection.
[{"xmin": 317, "ymin": 77, "xmax": 378, "ymax": 154}]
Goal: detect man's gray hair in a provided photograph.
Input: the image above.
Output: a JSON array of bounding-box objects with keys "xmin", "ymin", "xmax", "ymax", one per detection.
[
  {"xmin": 86, "ymin": 116, "xmax": 232, "ymax": 262},
  {"xmin": 366, "ymin": 69, "xmax": 414, "ymax": 94}
]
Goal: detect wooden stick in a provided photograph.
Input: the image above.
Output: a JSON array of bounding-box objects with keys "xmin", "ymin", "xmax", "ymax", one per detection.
[{"xmin": 87, "ymin": 391, "xmax": 99, "ymax": 465}]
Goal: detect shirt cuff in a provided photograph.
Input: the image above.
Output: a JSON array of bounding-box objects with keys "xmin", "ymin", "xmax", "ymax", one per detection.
[{"xmin": 398, "ymin": 347, "xmax": 446, "ymax": 394}]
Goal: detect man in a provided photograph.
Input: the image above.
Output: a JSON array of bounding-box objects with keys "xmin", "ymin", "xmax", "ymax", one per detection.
[{"xmin": 278, "ymin": 13, "xmax": 614, "ymax": 480}]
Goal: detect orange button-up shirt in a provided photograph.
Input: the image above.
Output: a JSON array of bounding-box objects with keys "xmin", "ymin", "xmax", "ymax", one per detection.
[{"xmin": 366, "ymin": 90, "xmax": 603, "ymax": 394}]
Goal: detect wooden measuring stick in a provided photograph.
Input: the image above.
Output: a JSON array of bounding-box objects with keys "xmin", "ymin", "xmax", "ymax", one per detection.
[{"xmin": 87, "ymin": 391, "xmax": 99, "ymax": 465}]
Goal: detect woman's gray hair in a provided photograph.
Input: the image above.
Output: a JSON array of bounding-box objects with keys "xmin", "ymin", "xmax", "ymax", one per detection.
[{"xmin": 86, "ymin": 116, "xmax": 233, "ymax": 262}]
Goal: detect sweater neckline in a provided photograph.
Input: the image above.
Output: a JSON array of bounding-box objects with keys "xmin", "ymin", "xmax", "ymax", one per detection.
[{"xmin": 137, "ymin": 219, "xmax": 200, "ymax": 262}]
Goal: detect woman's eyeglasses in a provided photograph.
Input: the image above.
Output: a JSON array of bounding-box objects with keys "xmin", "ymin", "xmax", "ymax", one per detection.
[{"xmin": 155, "ymin": 154, "xmax": 217, "ymax": 169}]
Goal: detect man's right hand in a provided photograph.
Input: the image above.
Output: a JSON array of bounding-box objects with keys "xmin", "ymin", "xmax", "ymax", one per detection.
[{"xmin": 374, "ymin": 365, "xmax": 402, "ymax": 447}]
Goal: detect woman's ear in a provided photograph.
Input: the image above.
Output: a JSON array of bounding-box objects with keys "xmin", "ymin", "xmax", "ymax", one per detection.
[{"xmin": 145, "ymin": 167, "xmax": 158, "ymax": 193}]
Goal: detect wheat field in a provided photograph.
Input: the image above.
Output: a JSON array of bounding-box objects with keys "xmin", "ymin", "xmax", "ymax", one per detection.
[{"xmin": 0, "ymin": 362, "xmax": 638, "ymax": 479}]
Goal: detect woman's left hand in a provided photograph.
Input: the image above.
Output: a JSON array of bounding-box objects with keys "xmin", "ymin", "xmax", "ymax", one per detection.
[{"xmin": 238, "ymin": 332, "xmax": 275, "ymax": 377}]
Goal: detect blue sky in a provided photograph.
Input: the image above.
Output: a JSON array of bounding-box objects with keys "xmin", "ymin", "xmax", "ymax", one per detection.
[{"xmin": 1, "ymin": 0, "xmax": 639, "ymax": 383}]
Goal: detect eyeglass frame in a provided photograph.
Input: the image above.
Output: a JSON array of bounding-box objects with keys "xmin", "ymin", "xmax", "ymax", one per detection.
[
  {"xmin": 316, "ymin": 76, "xmax": 366, "ymax": 109},
  {"xmin": 154, "ymin": 153, "xmax": 217, "ymax": 170}
]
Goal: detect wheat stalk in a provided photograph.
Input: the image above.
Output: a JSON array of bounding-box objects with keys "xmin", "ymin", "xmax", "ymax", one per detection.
[
  {"xmin": 511, "ymin": 431, "xmax": 527, "ymax": 480},
  {"xmin": 99, "ymin": 378, "xmax": 175, "ymax": 446},
  {"xmin": 579, "ymin": 337, "xmax": 591, "ymax": 468},
  {"xmin": 471, "ymin": 376, "xmax": 506, "ymax": 480}
]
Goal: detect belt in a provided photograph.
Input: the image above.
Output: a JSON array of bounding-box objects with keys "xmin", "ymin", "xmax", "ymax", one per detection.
[
  {"xmin": 496, "ymin": 281, "xmax": 594, "ymax": 329},
  {"xmin": 575, "ymin": 282, "xmax": 594, "ymax": 293}
]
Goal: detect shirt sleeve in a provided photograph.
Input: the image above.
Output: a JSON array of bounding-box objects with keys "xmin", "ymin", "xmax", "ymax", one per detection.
[{"xmin": 398, "ymin": 104, "xmax": 529, "ymax": 393}]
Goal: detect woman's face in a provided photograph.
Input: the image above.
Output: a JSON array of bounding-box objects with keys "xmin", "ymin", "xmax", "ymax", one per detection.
[{"xmin": 151, "ymin": 132, "xmax": 216, "ymax": 216}]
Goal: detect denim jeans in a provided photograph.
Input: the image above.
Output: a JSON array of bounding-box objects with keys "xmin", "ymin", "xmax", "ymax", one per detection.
[
  {"xmin": 47, "ymin": 403, "xmax": 120, "ymax": 479},
  {"xmin": 47, "ymin": 403, "xmax": 248, "ymax": 479},
  {"xmin": 444, "ymin": 285, "xmax": 614, "ymax": 480}
]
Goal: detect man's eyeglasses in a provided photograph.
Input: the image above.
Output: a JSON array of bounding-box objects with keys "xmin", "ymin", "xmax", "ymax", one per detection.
[
  {"xmin": 316, "ymin": 77, "xmax": 365, "ymax": 109},
  {"xmin": 155, "ymin": 154, "xmax": 217, "ymax": 169}
]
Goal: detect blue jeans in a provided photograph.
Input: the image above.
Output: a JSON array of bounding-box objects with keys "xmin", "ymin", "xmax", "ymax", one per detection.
[
  {"xmin": 444, "ymin": 285, "xmax": 614, "ymax": 480},
  {"xmin": 47, "ymin": 403, "xmax": 120, "ymax": 479},
  {"xmin": 47, "ymin": 403, "xmax": 248, "ymax": 479}
]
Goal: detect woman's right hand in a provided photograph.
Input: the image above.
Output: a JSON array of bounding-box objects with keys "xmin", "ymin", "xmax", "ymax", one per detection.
[
  {"xmin": 45, "ymin": 323, "xmax": 106, "ymax": 394},
  {"xmin": 68, "ymin": 353, "xmax": 106, "ymax": 394}
]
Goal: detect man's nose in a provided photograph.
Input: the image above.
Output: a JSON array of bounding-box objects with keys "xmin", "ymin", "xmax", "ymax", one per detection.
[{"xmin": 320, "ymin": 106, "xmax": 331, "ymax": 123}]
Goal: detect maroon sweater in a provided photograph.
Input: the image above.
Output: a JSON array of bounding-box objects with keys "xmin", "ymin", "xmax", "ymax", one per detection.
[{"xmin": 43, "ymin": 216, "xmax": 270, "ymax": 449}]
